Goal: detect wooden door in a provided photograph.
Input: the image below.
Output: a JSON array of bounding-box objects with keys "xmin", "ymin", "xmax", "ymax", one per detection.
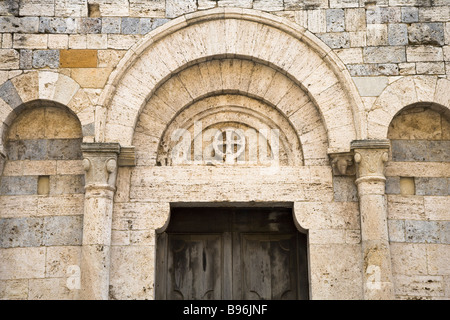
[{"xmin": 155, "ymin": 207, "xmax": 309, "ymax": 300}]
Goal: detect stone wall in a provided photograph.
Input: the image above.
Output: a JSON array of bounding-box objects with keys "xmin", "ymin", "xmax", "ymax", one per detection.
[{"xmin": 0, "ymin": 0, "xmax": 449, "ymax": 300}]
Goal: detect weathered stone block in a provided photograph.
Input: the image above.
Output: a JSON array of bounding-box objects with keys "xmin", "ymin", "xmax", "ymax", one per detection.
[
  {"xmin": 352, "ymin": 76, "xmax": 389, "ymax": 96},
  {"xmin": 330, "ymin": 0, "xmax": 359, "ymax": 8},
  {"xmin": 386, "ymin": 176, "xmax": 400, "ymax": 194},
  {"xmin": 78, "ymin": 18, "xmax": 102, "ymax": 34},
  {"xmin": 39, "ymin": 17, "xmax": 78, "ymax": 34},
  {"xmin": 19, "ymin": 0, "xmax": 55, "ymax": 16},
  {"xmin": 388, "ymin": 24, "xmax": 408, "ymax": 46},
  {"xmin": 49, "ymin": 175, "xmax": 85, "ymax": 195},
  {"xmin": 391, "ymin": 140, "xmax": 450, "ymax": 162},
  {"xmin": 408, "ymin": 23, "xmax": 445, "ymax": 46},
  {"xmin": 0, "ymin": 175, "xmax": 38, "ymax": 195},
  {"xmin": 101, "ymin": 17, "xmax": 121, "ymax": 34},
  {"xmin": 0, "ymin": 17, "xmax": 39, "ymax": 33},
  {"xmin": 405, "ymin": 220, "xmax": 441, "ymax": 243},
  {"xmin": 0, "ymin": 80, "xmax": 23, "ymax": 109},
  {"xmin": 129, "ymin": 0, "xmax": 165, "ymax": 18},
  {"xmin": 60, "ymin": 49, "xmax": 97, "ymax": 68},
  {"xmin": 0, "ymin": 247, "xmax": 46, "ymax": 280},
  {"xmin": 316, "ymin": 32, "xmax": 349, "ymax": 49},
  {"xmin": 55, "ymin": 0, "xmax": 88, "ymax": 17},
  {"xmin": 363, "ymin": 46, "xmax": 406, "ymax": 63},
  {"xmin": 48, "ymin": 35, "xmax": 69, "ymax": 49},
  {"xmin": 390, "ymin": 243, "xmax": 427, "ymax": 275},
  {"xmin": 13, "ymin": 34, "xmax": 48, "ymax": 50},
  {"xmin": 347, "ymin": 63, "xmax": 399, "ymax": 76},
  {"xmin": 71, "ymin": 67, "xmax": 112, "ymax": 88},
  {"xmin": 388, "ymin": 219, "xmax": 405, "ymax": 242},
  {"xmin": 427, "ymin": 244, "xmax": 450, "ymax": 275},
  {"xmin": 42, "ymin": 215, "xmax": 83, "ymax": 246},
  {"xmin": 333, "ymin": 176, "xmax": 358, "ymax": 202},
  {"xmin": 0, "ymin": 49, "xmax": 19, "ymax": 70},
  {"xmin": 32, "ymin": 50, "xmax": 60, "ymax": 69},
  {"xmin": 0, "ymin": 279, "xmax": 28, "ymax": 299},
  {"xmin": 253, "ymin": 0, "xmax": 284, "ymax": 12},
  {"xmin": 415, "ymin": 177, "xmax": 448, "ymax": 196},
  {"xmin": 217, "ymin": 0, "xmax": 253, "ymax": 9},
  {"xmin": 401, "ymin": 7, "xmax": 419, "ymax": 23},
  {"xmin": 387, "ymin": 195, "xmax": 425, "ymax": 220},
  {"xmin": 345, "ymin": 8, "xmax": 366, "ymax": 32},
  {"xmin": 366, "ymin": 7, "xmax": 401, "ymax": 24},
  {"xmin": 416, "ymin": 62, "xmax": 445, "ymax": 74},
  {"xmin": 366, "ymin": 24, "xmax": 388, "ymax": 46},
  {"xmin": 418, "ymin": 6, "xmax": 450, "ymax": 23},
  {"xmin": 121, "ymin": 17, "xmax": 140, "ymax": 35},
  {"xmin": 166, "ymin": 0, "xmax": 197, "ymax": 18},
  {"xmin": 0, "ymin": 217, "xmax": 44, "ymax": 248},
  {"xmin": 327, "ymin": 9, "xmax": 345, "ymax": 32}
]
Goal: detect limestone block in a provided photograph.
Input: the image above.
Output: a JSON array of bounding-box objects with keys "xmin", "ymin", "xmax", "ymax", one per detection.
[
  {"xmin": 424, "ymin": 197, "xmax": 450, "ymax": 221},
  {"xmin": 19, "ymin": 49, "xmax": 33, "ymax": 69},
  {"xmin": 101, "ymin": 17, "xmax": 121, "ymax": 34},
  {"xmin": 308, "ymin": 9, "xmax": 327, "ymax": 33},
  {"xmin": 418, "ymin": 6, "xmax": 449, "ymax": 23},
  {"xmin": 408, "ymin": 23, "xmax": 445, "ymax": 47},
  {"xmin": 32, "ymin": 50, "xmax": 60, "ymax": 69},
  {"xmin": 386, "ymin": 162, "xmax": 450, "ymax": 178},
  {"xmin": 401, "ymin": 7, "xmax": 419, "ymax": 23},
  {"xmin": 71, "ymin": 67, "xmax": 112, "ymax": 88},
  {"xmin": 416, "ymin": 62, "xmax": 445, "ymax": 75},
  {"xmin": 107, "ymin": 34, "xmax": 141, "ymax": 50},
  {"xmin": 345, "ymin": 8, "xmax": 366, "ymax": 32},
  {"xmin": 407, "ymin": 45, "xmax": 444, "ymax": 62},
  {"xmin": 316, "ymin": 32, "xmax": 349, "ymax": 49},
  {"xmin": 60, "ymin": 49, "xmax": 97, "ymax": 68},
  {"xmin": 49, "ymin": 174, "xmax": 84, "ymax": 195},
  {"xmin": 13, "ymin": 34, "xmax": 48, "ymax": 50},
  {"xmin": 217, "ymin": 0, "xmax": 253, "ymax": 9},
  {"xmin": 405, "ymin": 220, "xmax": 441, "ymax": 243},
  {"xmin": 0, "ymin": 279, "xmax": 28, "ymax": 299},
  {"xmin": 19, "ymin": 0, "xmax": 55, "ymax": 16},
  {"xmin": 366, "ymin": 24, "xmax": 388, "ymax": 46},
  {"xmin": 0, "ymin": 175, "xmax": 38, "ymax": 195},
  {"xmin": 0, "ymin": 195, "xmax": 38, "ymax": 218},
  {"xmin": 39, "ymin": 17, "xmax": 78, "ymax": 34},
  {"xmin": 363, "ymin": 46, "xmax": 405, "ymax": 63},
  {"xmin": 427, "ymin": 244, "xmax": 450, "ymax": 275},
  {"xmin": 385, "ymin": 176, "xmax": 400, "ymax": 194},
  {"xmin": 349, "ymin": 31, "xmax": 366, "ymax": 47},
  {"xmin": 86, "ymin": 34, "xmax": 107, "ymax": 49},
  {"xmin": 388, "ymin": 219, "xmax": 405, "ymax": 242},
  {"xmin": 29, "ymin": 277, "xmax": 80, "ymax": 300},
  {"xmin": 294, "ymin": 201, "xmax": 360, "ymax": 230},
  {"xmin": 394, "ymin": 274, "xmax": 445, "ymax": 298},
  {"xmin": 69, "ymin": 35, "xmax": 87, "ymax": 49},
  {"xmin": 48, "ymin": 35, "xmax": 69, "ymax": 49},
  {"xmin": 37, "ymin": 194, "xmax": 84, "ymax": 216},
  {"xmin": 0, "ymin": 17, "xmax": 39, "ymax": 34},
  {"xmin": 352, "ymin": 76, "xmax": 388, "ymax": 97},
  {"xmin": 387, "ymin": 195, "xmax": 425, "ymax": 220},
  {"xmin": 415, "ymin": 177, "xmax": 449, "ymax": 196},
  {"xmin": 129, "ymin": 0, "xmax": 165, "ymax": 17},
  {"xmin": 253, "ymin": 0, "xmax": 284, "ymax": 12},
  {"xmin": 330, "ymin": 0, "xmax": 360, "ymax": 8},
  {"xmin": 88, "ymin": 0, "xmax": 129, "ymax": 17},
  {"xmin": 390, "ymin": 243, "xmax": 428, "ymax": 275},
  {"xmin": 366, "ymin": 7, "xmax": 401, "ymax": 24},
  {"xmin": 309, "ymin": 244, "xmax": 363, "ymax": 300},
  {"xmin": 0, "ymin": 217, "xmax": 44, "ymax": 248},
  {"xmin": 388, "ymin": 23, "xmax": 408, "ymax": 46},
  {"xmin": 327, "ymin": 9, "xmax": 345, "ymax": 32},
  {"xmin": 333, "ymin": 176, "xmax": 358, "ymax": 202},
  {"xmin": 0, "ymin": 49, "xmax": 20, "ymax": 70},
  {"xmin": 0, "ymin": 247, "xmax": 46, "ymax": 280},
  {"xmin": 55, "ymin": 0, "xmax": 88, "ymax": 17},
  {"xmin": 166, "ymin": 0, "xmax": 197, "ymax": 18},
  {"xmin": 43, "ymin": 216, "xmax": 83, "ymax": 246},
  {"xmin": 109, "ymin": 245, "xmax": 154, "ymax": 300}
]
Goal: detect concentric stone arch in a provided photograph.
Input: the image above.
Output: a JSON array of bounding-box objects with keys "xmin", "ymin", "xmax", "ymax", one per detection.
[{"xmin": 100, "ymin": 7, "xmax": 364, "ymax": 154}]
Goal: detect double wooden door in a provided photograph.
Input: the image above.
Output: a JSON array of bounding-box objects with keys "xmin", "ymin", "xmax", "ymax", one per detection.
[{"xmin": 155, "ymin": 207, "xmax": 309, "ymax": 300}]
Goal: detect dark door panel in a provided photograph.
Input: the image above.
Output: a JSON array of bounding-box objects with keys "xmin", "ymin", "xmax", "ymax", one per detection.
[{"xmin": 156, "ymin": 207, "xmax": 309, "ymax": 300}]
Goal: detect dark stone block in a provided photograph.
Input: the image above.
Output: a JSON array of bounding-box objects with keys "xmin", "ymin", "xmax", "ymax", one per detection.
[{"xmin": 0, "ymin": 175, "xmax": 38, "ymax": 195}]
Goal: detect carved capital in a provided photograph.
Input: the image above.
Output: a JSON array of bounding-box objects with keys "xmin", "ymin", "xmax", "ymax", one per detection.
[
  {"xmin": 351, "ymin": 140, "xmax": 390, "ymax": 184},
  {"xmin": 329, "ymin": 152, "xmax": 356, "ymax": 176},
  {"xmin": 81, "ymin": 143, "xmax": 121, "ymax": 191}
]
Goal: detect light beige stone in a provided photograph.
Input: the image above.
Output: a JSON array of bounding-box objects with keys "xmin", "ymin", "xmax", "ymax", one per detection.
[{"xmin": 0, "ymin": 247, "xmax": 46, "ymax": 280}]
